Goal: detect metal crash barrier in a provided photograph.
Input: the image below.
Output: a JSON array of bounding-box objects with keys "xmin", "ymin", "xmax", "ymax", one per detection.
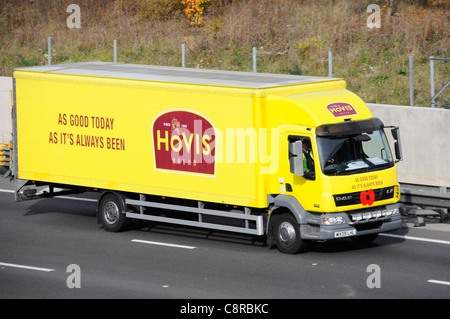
[
  {"xmin": 400, "ymin": 183, "xmax": 449, "ymax": 225},
  {"xmin": 0, "ymin": 143, "xmax": 11, "ymax": 170}
]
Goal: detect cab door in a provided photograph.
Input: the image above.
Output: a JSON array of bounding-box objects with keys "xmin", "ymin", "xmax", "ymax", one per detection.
[{"xmin": 286, "ymin": 135, "xmax": 324, "ymax": 212}]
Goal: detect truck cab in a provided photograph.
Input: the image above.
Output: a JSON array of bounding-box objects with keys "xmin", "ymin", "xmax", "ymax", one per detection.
[{"xmin": 265, "ymin": 88, "xmax": 403, "ymax": 253}]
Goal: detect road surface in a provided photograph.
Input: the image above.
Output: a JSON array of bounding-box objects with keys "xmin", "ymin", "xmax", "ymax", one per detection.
[{"xmin": 1, "ymin": 177, "xmax": 449, "ymax": 303}]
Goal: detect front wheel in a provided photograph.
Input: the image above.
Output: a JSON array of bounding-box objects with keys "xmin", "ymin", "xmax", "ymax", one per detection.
[
  {"xmin": 273, "ymin": 213, "xmax": 307, "ymax": 254},
  {"xmin": 99, "ymin": 193, "xmax": 129, "ymax": 232}
]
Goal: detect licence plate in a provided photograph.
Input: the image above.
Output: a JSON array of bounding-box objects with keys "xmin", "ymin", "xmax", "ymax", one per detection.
[{"xmin": 334, "ymin": 230, "xmax": 356, "ymax": 238}]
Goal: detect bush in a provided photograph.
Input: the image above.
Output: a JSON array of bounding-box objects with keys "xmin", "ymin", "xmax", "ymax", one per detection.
[{"xmin": 135, "ymin": 0, "xmax": 184, "ymax": 20}]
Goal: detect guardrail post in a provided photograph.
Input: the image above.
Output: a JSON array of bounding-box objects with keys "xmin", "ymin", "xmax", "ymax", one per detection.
[
  {"xmin": 409, "ymin": 55, "xmax": 414, "ymax": 106},
  {"xmin": 182, "ymin": 43, "xmax": 186, "ymax": 68},
  {"xmin": 252, "ymin": 47, "xmax": 257, "ymax": 73},
  {"xmin": 328, "ymin": 51, "xmax": 333, "ymax": 78},
  {"xmin": 430, "ymin": 56, "xmax": 435, "ymax": 108},
  {"xmin": 47, "ymin": 37, "xmax": 52, "ymax": 65},
  {"xmin": 113, "ymin": 40, "xmax": 117, "ymax": 63}
]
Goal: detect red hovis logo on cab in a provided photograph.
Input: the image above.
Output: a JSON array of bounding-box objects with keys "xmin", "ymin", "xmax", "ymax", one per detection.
[
  {"xmin": 326, "ymin": 102, "xmax": 358, "ymax": 118},
  {"xmin": 360, "ymin": 189, "xmax": 375, "ymax": 206},
  {"xmin": 152, "ymin": 109, "xmax": 216, "ymax": 176}
]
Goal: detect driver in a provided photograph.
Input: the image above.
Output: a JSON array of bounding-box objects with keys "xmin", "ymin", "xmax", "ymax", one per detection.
[{"xmin": 302, "ymin": 139, "xmax": 315, "ymax": 173}]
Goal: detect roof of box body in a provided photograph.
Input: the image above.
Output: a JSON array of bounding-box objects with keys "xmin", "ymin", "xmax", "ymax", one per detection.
[{"xmin": 15, "ymin": 61, "xmax": 339, "ymax": 89}]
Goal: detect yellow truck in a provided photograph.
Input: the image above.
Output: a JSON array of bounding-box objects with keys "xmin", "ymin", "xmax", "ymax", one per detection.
[{"xmin": 12, "ymin": 62, "xmax": 403, "ymax": 253}]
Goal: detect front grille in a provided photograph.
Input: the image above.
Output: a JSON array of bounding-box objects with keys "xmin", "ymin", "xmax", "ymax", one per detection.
[{"xmin": 334, "ymin": 186, "xmax": 394, "ymax": 207}]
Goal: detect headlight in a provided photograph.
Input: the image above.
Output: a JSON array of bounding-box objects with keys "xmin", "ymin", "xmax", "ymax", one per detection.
[
  {"xmin": 363, "ymin": 212, "xmax": 372, "ymax": 220},
  {"xmin": 382, "ymin": 207, "xmax": 399, "ymax": 217},
  {"xmin": 323, "ymin": 216, "xmax": 345, "ymax": 225},
  {"xmin": 351, "ymin": 208, "xmax": 398, "ymax": 223}
]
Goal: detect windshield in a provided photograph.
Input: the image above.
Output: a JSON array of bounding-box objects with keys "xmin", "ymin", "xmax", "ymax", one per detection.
[{"xmin": 317, "ymin": 129, "xmax": 394, "ymax": 176}]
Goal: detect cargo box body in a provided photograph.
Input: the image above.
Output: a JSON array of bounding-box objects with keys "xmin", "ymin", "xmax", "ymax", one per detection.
[{"xmin": 15, "ymin": 65, "xmax": 256, "ymax": 207}]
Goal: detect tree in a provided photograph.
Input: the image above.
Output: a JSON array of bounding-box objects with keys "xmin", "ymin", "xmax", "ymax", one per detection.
[{"xmin": 181, "ymin": 0, "xmax": 210, "ymax": 26}]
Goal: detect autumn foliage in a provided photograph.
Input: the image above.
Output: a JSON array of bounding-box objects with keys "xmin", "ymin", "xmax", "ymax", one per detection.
[
  {"xmin": 181, "ymin": 0, "xmax": 211, "ymax": 26},
  {"xmin": 0, "ymin": 0, "xmax": 448, "ymax": 107}
]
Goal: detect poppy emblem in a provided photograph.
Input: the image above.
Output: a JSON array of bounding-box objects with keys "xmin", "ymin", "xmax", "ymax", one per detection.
[{"xmin": 360, "ymin": 189, "xmax": 375, "ymax": 206}]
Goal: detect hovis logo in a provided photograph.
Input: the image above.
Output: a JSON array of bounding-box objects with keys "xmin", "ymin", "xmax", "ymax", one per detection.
[
  {"xmin": 152, "ymin": 109, "xmax": 216, "ymax": 176},
  {"xmin": 326, "ymin": 102, "xmax": 358, "ymax": 118}
]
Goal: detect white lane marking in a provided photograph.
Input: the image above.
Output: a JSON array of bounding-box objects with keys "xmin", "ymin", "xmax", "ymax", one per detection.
[
  {"xmin": 0, "ymin": 262, "xmax": 55, "ymax": 272},
  {"xmin": 131, "ymin": 239, "xmax": 197, "ymax": 250},
  {"xmin": 380, "ymin": 233, "xmax": 450, "ymax": 245},
  {"xmin": 428, "ymin": 280, "xmax": 450, "ymax": 286},
  {"xmin": 0, "ymin": 189, "xmax": 14, "ymax": 193}
]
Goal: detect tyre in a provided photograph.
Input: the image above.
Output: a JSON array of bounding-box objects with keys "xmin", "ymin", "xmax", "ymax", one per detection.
[
  {"xmin": 99, "ymin": 193, "xmax": 129, "ymax": 232},
  {"xmin": 273, "ymin": 212, "xmax": 307, "ymax": 254}
]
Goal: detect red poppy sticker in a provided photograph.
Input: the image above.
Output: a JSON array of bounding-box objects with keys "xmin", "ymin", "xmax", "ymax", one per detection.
[{"xmin": 360, "ymin": 189, "xmax": 375, "ymax": 206}]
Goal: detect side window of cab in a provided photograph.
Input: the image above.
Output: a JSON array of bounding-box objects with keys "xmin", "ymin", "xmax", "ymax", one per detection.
[{"xmin": 288, "ymin": 136, "xmax": 315, "ymax": 180}]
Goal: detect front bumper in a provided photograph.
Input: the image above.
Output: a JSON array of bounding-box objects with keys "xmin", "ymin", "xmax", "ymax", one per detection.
[{"xmin": 300, "ymin": 203, "xmax": 402, "ymax": 241}]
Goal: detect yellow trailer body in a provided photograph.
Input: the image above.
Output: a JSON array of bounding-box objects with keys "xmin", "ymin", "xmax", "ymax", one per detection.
[
  {"xmin": 13, "ymin": 62, "xmax": 403, "ymax": 253},
  {"xmin": 15, "ymin": 69, "xmax": 266, "ymax": 207}
]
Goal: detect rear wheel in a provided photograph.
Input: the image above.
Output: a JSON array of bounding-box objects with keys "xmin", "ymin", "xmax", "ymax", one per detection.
[
  {"xmin": 99, "ymin": 193, "xmax": 129, "ymax": 232},
  {"xmin": 273, "ymin": 213, "xmax": 307, "ymax": 254}
]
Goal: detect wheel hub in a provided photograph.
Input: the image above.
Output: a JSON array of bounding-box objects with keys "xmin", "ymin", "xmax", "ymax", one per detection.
[
  {"xmin": 278, "ymin": 221, "xmax": 296, "ymax": 246},
  {"xmin": 104, "ymin": 202, "xmax": 119, "ymax": 225}
]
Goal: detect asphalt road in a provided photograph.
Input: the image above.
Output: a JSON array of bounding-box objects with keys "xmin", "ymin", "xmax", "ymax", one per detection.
[{"xmin": 1, "ymin": 177, "xmax": 449, "ymax": 302}]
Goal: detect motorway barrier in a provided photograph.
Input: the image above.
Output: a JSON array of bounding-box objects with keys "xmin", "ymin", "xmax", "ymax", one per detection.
[
  {"xmin": 368, "ymin": 103, "xmax": 450, "ymax": 189},
  {"xmin": 0, "ymin": 143, "xmax": 11, "ymax": 169}
]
